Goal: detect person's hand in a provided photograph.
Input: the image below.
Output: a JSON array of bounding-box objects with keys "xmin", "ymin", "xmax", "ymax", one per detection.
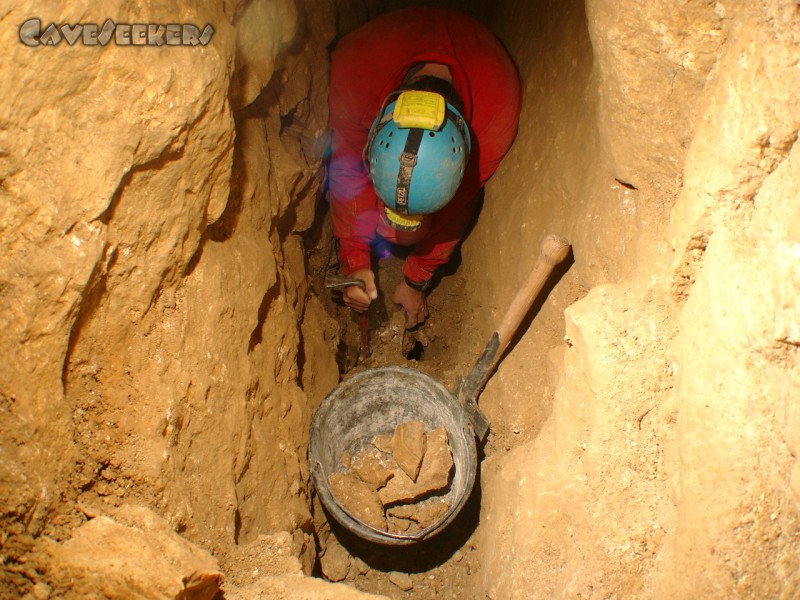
[
  {"xmin": 393, "ymin": 280, "xmax": 428, "ymax": 328},
  {"xmin": 343, "ymin": 268, "xmax": 377, "ymax": 313}
]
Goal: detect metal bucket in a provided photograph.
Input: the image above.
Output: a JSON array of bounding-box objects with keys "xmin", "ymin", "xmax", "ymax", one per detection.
[{"xmin": 309, "ymin": 366, "xmax": 478, "ymax": 545}]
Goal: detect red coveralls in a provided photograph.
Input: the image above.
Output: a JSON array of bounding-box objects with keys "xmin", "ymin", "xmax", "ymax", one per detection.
[{"xmin": 328, "ymin": 8, "xmax": 522, "ymax": 287}]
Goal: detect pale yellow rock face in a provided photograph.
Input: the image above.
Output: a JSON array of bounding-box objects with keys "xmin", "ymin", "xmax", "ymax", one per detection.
[
  {"xmin": 471, "ymin": 1, "xmax": 800, "ymax": 599},
  {"xmin": 45, "ymin": 505, "xmax": 222, "ymax": 599},
  {"xmin": 1, "ymin": 0, "xmax": 236, "ymax": 541},
  {"xmin": 0, "ymin": 0, "xmax": 344, "ymax": 597}
]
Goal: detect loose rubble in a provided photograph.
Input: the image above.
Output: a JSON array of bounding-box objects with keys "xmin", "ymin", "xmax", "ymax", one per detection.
[{"xmin": 329, "ymin": 420, "xmax": 454, "ymax": 533}]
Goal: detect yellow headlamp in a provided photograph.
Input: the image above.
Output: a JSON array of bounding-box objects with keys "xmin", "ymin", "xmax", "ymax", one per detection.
[{"xmin": 392, "ymin": 91, "xmax": 445, "ymax": 130}]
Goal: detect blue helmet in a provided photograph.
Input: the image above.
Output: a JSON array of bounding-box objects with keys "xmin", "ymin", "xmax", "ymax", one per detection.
[{"xmin": 364, "ymin": 90, "xmax": 471, "ymax": 216}]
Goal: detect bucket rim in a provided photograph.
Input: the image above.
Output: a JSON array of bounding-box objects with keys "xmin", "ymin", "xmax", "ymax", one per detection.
[{"xmin": 309, "ymin": 366, "xmax": 478, "ymax": 545}]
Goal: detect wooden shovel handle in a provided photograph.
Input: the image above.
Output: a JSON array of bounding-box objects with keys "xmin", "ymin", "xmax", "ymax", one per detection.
[
  {"xmin": 456, "ymin": 234, "xmax": 571, "ymax": 441},
  {"xmin": 494, "ymin": 234, "xmax": 571, "ymax": 365}
]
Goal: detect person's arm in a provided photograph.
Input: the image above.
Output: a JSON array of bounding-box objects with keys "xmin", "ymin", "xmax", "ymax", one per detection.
[
  {"xmin": 393, "ymin": 181, "xmax": 481, "ymax": 328},
  {"xmin": 401, "ymin": 176, "xmax": 482, "ymax": 287},
  {"xmin": 327, "ymin": 120, "xmax": 379, "ymax": 276},
  {"xmin": 402, "ymin": 65, "xmax": 522, "ymax": 286},
  {"xmin": 326, "ymin": 44, "xmax": 385, "ymax": 276},
  {"xmin": 403, "ymin": 110, "xmax": 520, "ymax": 286},
  {"xmin": 327, "ymin": 105, "xmax": 383, "ymax": 311}
]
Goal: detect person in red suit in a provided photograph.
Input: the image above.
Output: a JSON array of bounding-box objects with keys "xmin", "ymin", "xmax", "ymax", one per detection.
[{"xmin": 328, "ymin": 7, "xmax": 522, "ymax": 327}]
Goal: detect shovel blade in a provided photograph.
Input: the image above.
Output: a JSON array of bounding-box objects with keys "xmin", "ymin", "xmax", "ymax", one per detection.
[{"xmin": 466, "ymin": 401, "xmax": 490, "ymax": 442}]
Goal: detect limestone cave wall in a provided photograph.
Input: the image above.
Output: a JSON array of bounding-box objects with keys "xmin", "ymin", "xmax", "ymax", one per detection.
[
  {"xmin": 1, "ymin": 0, "xmax": 350, "ymax": 596},
  {"xmin": 467, "ymin": 1, "xmax": 799, "ymax": 598}
]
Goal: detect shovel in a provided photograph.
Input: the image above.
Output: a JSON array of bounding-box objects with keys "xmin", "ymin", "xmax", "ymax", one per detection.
[{"xmin": 454, "ymin": 234, "xmax": 571, "ymax": 441}]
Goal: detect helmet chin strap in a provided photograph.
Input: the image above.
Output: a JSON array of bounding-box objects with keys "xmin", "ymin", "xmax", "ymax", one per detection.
[
  {"xmin": 394, "ymin": 127, "xmax": 424, "ymax": 215},
  {"xmin": 384, "ymin": 206, "xmax": 424, "ymax": 231}
]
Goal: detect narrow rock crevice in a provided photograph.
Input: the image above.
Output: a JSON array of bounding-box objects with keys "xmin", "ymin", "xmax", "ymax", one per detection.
[{"xmin": 1, "ymin": 1, "xmax": 798, "ymax": 599}]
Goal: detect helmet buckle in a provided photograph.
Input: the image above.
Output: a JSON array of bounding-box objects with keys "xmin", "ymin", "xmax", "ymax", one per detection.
[{"xmin": 399, "ymin": 151, "xmax": 418, "ymax": 167}]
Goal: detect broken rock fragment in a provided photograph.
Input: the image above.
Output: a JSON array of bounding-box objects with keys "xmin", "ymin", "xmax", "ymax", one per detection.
[
  {"xmin": 372, "ymin": 433, "xmax": 393, "ymax": 453},
  {"xmin": 378, "ymin": 426, "xmax": 453, "ymax": 505},
  {"xmin": 331, "ymin": 422, "xmax": 454, "ymax": 534},
  {"xmin": 388, "ymin": 571, "xmax": 414, "ymax": 591},
  {"xmin": 329, "ymin": 472, "xmax": 387, "ymax": 530},
  {"xmin": 388, "ymin": 498, "xmax": 450, "ymax": 529},
  {"xmin": 349, "ymin": 447, "xmax": 394, "ymax": 489},
  {"xmin": 319, "ymin": 537, "xmax": 351, "ymax": 582},
  {"xmin": 391, "ymin": 420, "xmax": 427, "ymax": 482},
  {"xmin": 386, "ymin": 515, "xmax": 414, "ymax": 534}
]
